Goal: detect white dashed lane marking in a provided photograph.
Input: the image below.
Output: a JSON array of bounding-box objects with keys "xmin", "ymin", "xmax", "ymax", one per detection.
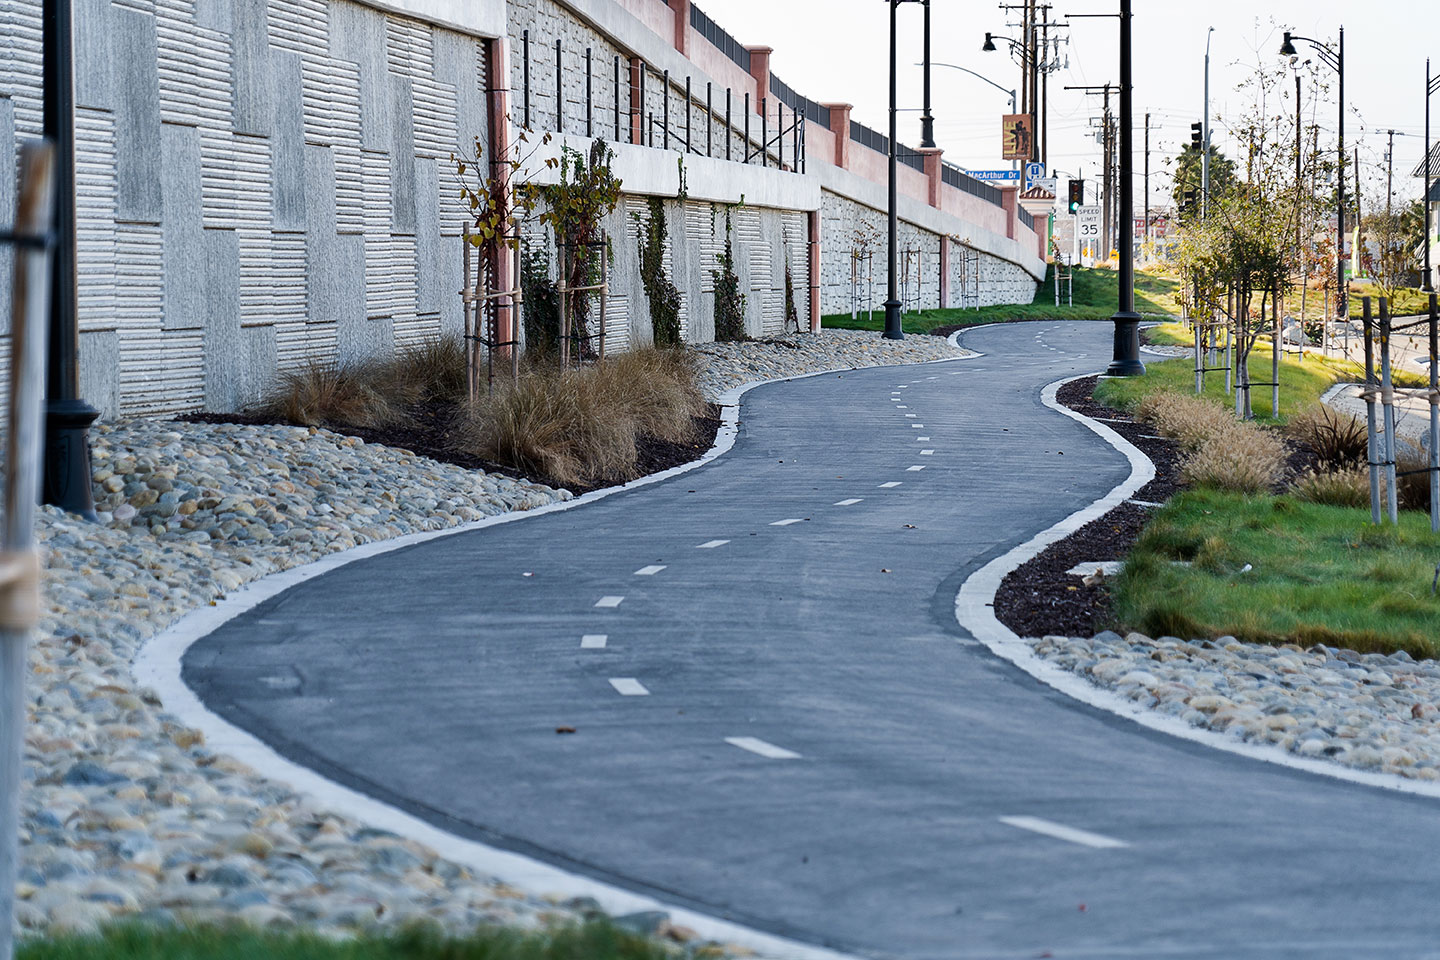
[
  {"xmin": 907, "ymin": 465, "xmax": 925, "ymax": 472},
  {"xmin": 999, "ymin": 816, "xmax": 1128, "ymax": 850},
  {"xmin": 920, "ymin": 449, "xmax": 935, "ymax": 455},
  {"xmin": 911, "ymin": 424, "xmax": 925, "ymax": 429},
  {"xmin": 770, "ymin": 518, "xmax": 805, "ymax": 526},
  {"xmin": 879, "ymin": 482, "xmax": 903, "ymax": 489},
  {"xmin": 581, "ymin": 634, "xmax": 608, "ymax": 649},
  {"xmin": 633, "ymin": 565, "xmax": 666, "ymax": 576},
  {"xmin": 697, "ymin": 540, "xmax": 730, "ymax": 549},
  {"xmin": 905, "ymin": 414, "xmax": 917, "ymax": 418},
  {"xmin": 834, "ymin": 498, "xmax": 863, "ymax": 506},
  {"xmin": 916, "ymin": 436, "xmax": 930, "ymax": 441},
  {"xmin": 726, "ymin": 737, "xmax": 802, "ymax": 760},
  {"xmin": 595, "ymin": 596, "xmax": 624, "ymax": 608},
  {"xmin": 609, "ymin": 678, "xmax": 650, "ymax": 696}
]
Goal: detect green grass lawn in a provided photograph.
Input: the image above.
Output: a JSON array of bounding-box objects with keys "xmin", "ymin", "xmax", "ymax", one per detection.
[
  {"xmin": 1112, "ymin": 489, "xmax": 1440, "ymax": 658},
  {"xmin": 1094, "ymin": 330, "xmax": 1367, "ymax": 424},
  {"xmin": 17, "ymin": 922, "xmax": 680, "ymax": 960},
  {"xmin": 822, "ymin": 265, "xmax": 1182, "ymax": 334},
  {"xmin": 1346, "ymin": 283, "xmax": 1435, "ymax": 319}
]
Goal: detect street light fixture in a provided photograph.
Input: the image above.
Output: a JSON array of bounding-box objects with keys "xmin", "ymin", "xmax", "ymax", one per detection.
[
  {"xmin": 884, "ymin": 0, "xmax": 926, "ymax": 341},
  {"xmin": 981, "ymin": 31, "xmax": 1038, "ymax": 164},
  {"xmin": 1424, "ymin": 59, "xmax": 1438, "ymax": 292},
  {"xmin": 925, "ymin": 61, "xmax": 1018, "ymax": 169},
  {"xmin": 1280, "ymin": 27, "xmax": 1345, "ymax": 321}
]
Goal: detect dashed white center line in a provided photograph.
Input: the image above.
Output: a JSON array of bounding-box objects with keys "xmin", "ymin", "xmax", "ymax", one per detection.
[
  {"xmin": 896, "ymin": 405, "xmax": 908, "ymax": 409},
  {"xmin": 920, "ymin": 449, "xmax": 935, "ymax": 455},
  {"xmin": 999, "ymin": 816, "xmax": 1128, "ymax": 849},
  {"xmin": 634, "ymin": 565, "xmax": 666, "ymax": 576},
  {"xmin": 907, "ymin": 465, "xmax": 925, "ymax": 472},
  {"xmin": 911, "ymin": 424, "xmax": 925, "ymax": 429},
  {"xmin": 595, "ymin": 596, "xmax": 624, "ymax": 608},
  {"xmin": 905, "ymin": 413, "xmax": 917, "ymax": 418},
  {"xmin": 609, "ymin": 678, "xmax": 650, "ymax": 696},
  {"xmin": 581, "ymin": 634, "xmax": 608, "ymax": 649},
  {"xmin": 834, "ymin": 498, "xmax": 863, "ymax": 506},
  {"xmin": 916, "ymin": 436, "xmax": 930, "ymax": 441},
  {"xmin": 697, "ymin": 539, "xmax": 730, "ymax": 549},
  {"xmin": 725, "ymin": 736, "xmax": 801, "ymax": 760},
  {"xmin": 770, "ymin": 518, "xmax": 805, "ymax": 526},
  {"xmin": 878, "ymin": 481, "xmax": 903, "ymax": 489}
]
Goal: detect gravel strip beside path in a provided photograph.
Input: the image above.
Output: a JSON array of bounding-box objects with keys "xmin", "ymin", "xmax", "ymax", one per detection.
[{"xmin": 18, "ymin": 331, "xmax": 963, "ymax": 943}]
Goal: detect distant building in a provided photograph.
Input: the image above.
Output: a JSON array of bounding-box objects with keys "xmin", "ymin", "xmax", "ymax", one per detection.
[{"xmin": 1412, "ymin": 143, "xmax": 1440, "ymax": 289}]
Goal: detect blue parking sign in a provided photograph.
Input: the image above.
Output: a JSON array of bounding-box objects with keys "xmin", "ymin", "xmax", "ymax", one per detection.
[{"xmin": 1024, "ymin": 162, "xmax": 1045, "ymax": 189}]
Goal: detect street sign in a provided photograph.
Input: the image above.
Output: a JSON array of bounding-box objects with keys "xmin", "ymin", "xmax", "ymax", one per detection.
[
  {"xmin": 1024, "ymin": 162, "xmax": 1045, "ymax": 190},
  {"xmin": 967, "ymin": 170, "xmax": 1021, "ymax": 183},
  {"xmin": 1077, "ymin": 205, "xmax": 1101, "ymax": 242}
]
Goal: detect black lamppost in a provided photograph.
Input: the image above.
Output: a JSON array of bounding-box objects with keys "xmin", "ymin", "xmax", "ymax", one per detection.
[
  {"xmin": 884, "ymin": 0, "xmax": 925, "ymax": 341},
  {"xmin": 1281, "ymin": 27, "xmax": 1345, "ymax": 319},
  {"xmin": 919, "ymin": 0, "xmax": 935, "ymax": 149},
  {"xmin": 1425, "ymin": 58, "xmax": 1438, "ymax": 292},
  {"xmin": 41, "ymin": 0, "xmax": 98, "ymax": 519},
  {"xmin": 982, "ymin": 31, "xmax": 1038, "ymax": 165},
  {"xmin": 1103, "ymin": 0, "xmax": 1142, "ymax": 376}
]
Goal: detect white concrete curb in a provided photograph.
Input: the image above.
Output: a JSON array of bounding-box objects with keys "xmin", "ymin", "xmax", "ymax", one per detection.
[
  {"xmin": 953, "ymin": 372, "xmax": 1440, "ymax": 801},
  {"xmin": 132, "ymin": 346, "xmax": 977, "ymax": 960}
]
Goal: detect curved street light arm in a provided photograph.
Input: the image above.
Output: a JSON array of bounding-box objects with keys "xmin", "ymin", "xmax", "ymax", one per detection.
[{"xmin": 925, "ymin": 61, "xmax": 1018, "ymax": 112}]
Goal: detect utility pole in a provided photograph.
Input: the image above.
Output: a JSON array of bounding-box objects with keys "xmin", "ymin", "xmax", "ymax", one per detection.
[
  {"xmin": 1103, "ymin": 86, "xmax": 1113, "ymax": 258},
  {"xmin": 1143, "ymin": 111, "xmax": 1150, "ymax": 242},
  {"xmin": 1203, "ymin": 26, "xmax": 1214, "ymax": 217}
]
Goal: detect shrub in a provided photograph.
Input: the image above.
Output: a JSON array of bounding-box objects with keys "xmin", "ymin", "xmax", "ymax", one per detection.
[
  {"xmin": 1180, "ymin": 420, "xmax": 1286, "ymax": 493},
  {"xmin": 260, "ymin": 359, "xmax": 405, "ymax": 429},
  {"xmin": 1291, "ymin": 467, "xmax": 1370, "ymax": 508},
  {"xmin": 379, "ymin": 335, "xmax": 468, "ymax": 406},
  {"xmin": 1286, "ymin": 405, "xmax": 1367, "ymax": 473},
  {"xmin": 1394, "ymin": 449, "xmax": 1434, "ymax": 512},
  {"xmin": 1135, "ymin": 391, "xmax": 1234, "ymax": 451},
  {"xmin": 455, "ymin": 348, "xmax": 705, "ymax": 488}
]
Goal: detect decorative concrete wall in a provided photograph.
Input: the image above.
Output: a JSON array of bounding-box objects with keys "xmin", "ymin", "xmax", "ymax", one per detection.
[
  {"xmin": 0, "ymin": 0, "xmax": 490, "ymax": 417},
  {"xmin": 818, "ymin": 189, "xmax": 1036, "ymax": 317}
]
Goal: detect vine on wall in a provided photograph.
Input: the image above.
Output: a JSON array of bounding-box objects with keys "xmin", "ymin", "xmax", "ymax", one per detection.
[
  {"xmin": 520, "ymin": 240, "xmax": 560, "ymax": 358},
  {"xmin": 637, "ymin": 197, "xmax": 683, "ymax": 347},
  {"xmin": 784, "ymin": 258, "xmax": 800, "ymax": 334},
  {"xmin": 711, "ymin": 209, "xmax": 747, "ymax": 342}
]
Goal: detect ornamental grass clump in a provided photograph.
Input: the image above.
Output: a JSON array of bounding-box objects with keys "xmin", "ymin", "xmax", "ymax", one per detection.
[
  {"xmin": 456, "ymin": 347, "xmax": 706, "ymax": 489},
  {"xmin": 1291, "ymin": 466, "xmax": 1370, "ymax": 508},
  {"xmin": 1135, "ymin": 391, "xmax": 1233, "ymax": 452},
  {"xmin": 1285, "ymin": 405, "xmax": 1367, "ymax": 473},
  {"xmin": 261, "ymin": 358, "xmax": 407, "ymax": 430},
  {"xmin": 1179, "ymin": 420, "xmax": 1286, "ymax": 494}
]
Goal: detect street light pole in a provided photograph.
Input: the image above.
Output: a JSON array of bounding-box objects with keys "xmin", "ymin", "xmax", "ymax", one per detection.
[
  {"xmin": 1202, "ymin": 27, "xmax": 1212, "ymax": 217},
  {"xmin": 1104, "ymin": 0, "xmax": 1142, "ymax": 376},
  {"xmin": 1281, "ymin": 28, "xmax": 1345, "ymax": 323},
  {"xmin": 884, "ymin": 0, "xmax": 905, "ymax": 339},
  {"xmin": 41, "ymin": 0, "xmax": 99, "ymax": 520},
  {"xmin": 919, "ymin": 0, "xmax": 935, "ymax": 148}
]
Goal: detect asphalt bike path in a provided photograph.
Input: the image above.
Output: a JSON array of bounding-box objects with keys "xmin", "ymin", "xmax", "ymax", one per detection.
[{"xmin": 183, "ymin": 321, "xmax": 1440, "ymax": 959}]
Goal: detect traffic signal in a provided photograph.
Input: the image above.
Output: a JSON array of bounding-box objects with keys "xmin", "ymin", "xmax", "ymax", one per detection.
[
  {"xmin": 1182, "ymin": 189, "xmax": 1197, "ymax": 216},
  {"xmin": 1068, "ymin": 179, "xmax": 1084, "ymax": 213},
  {"xmin": 1190, "ymin": 122, "xmax": 1203, "ymax": 152}
]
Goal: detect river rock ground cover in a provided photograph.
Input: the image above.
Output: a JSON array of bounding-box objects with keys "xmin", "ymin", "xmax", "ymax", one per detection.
[
  {"xmin": 13, "ymin": 330, "xmax": 964, "ymax": 946},
  {"xmin": 1002, "ymin": 366, "xmax": 1440, "ymax": 785}
]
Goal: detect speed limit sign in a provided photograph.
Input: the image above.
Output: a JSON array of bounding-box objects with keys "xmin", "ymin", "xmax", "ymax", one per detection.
[{"xmin": 1077, "ymin": 204, "xmax": 1101, "ymax": 238}]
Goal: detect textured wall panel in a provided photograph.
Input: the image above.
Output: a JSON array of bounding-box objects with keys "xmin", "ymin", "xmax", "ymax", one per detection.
[
  {"xmin": 158, "ymin": 0, "xmax": 231, "ymax": 132},
  {"xmin": 203, "ymin": 228, "xmax": 241, "ymax": 409},
  {"xmin": 73, "ymin": 0, "xmax": 116, "ymax": 109},
  {"xmin": 160, "ymin": 122, "xmax": 206, "ymax": 329},
  {"xmin": 230, "ymin": 0, "xmax": 273, "ymax": 135},
  {"xmin": 270, "ymin": 50, "xmax": 306, "ymax": 229},
  {"xmin": 0, "ymin": 96, "xmax": 13, "ymax": 336},
  {"xmin": 114, "ymin": 6, "xmax": 164, "ymax": 222},
  {"xmin": 330, "ymin": 0, "xmax": 388, "ymax": 150},
  {"xmin": 74, "ymin": 108, "xmax": 117, "ymax": 335},
  {"xmin": 0, "ymin": 0, "xmax": 43, "ymax": 138},
  {"xmin": 79, "ymin": 329, "xmax": 121, "ymax": 418},
  {"xmin": 386, "ymin": 75, "xmax": 417, "ymax": 233}
]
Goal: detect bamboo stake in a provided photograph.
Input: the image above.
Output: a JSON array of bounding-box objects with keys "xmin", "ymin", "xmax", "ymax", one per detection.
[
  {"xmin": 1, "ymin": 141, "xmax": 56, "ymax": 960},
  {"xmin": 1362, "ymin": 297, "xmax": 1381, "ymax": 524},
  {"xmin": 1272, "ymin": 284, "xmax": 1280, "ymax": 419},
  {"xmin": 1429, "ymin": 292, "xmax": 1438, "ymax": 533},
  {"xmin": 1380, "ymin": 298, "xmax": 1399, "ymax": 525}
]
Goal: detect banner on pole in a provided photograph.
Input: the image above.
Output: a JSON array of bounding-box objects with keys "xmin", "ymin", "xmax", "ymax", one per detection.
[{"xmin": 1002, "ymin": 114, "xmax": 1034, "ymax": 162}]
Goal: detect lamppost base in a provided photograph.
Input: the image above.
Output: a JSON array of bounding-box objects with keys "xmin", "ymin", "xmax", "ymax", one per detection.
[
  {"xmin": 43, "ymin": 398, "xmax": 101, "ymax": 521},
  {"xmin": 883, "ymin": 299, "xmax": 905, "ymax": 340},
  {"xmin": 1104, "ymin": 311, "xmax": 1146, "ymax": 377}
]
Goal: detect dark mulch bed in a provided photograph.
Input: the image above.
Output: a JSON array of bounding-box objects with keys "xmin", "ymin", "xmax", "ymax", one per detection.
[
  {"xmin": 179, "ymin": 402, "xmax": 724, "ymax": 496},
  {"xmin": 992, "ymin": 376, "xmax": 1185, "ymax": 639}
]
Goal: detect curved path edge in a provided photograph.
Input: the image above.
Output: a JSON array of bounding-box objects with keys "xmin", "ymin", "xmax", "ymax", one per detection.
[
  {"xmin": 132, "ymin": 349, "xmax": 978, "ymax": 960},
  {"xmin": 953, "ymin": 372, "xmax": 1440, "ymax": 802}
]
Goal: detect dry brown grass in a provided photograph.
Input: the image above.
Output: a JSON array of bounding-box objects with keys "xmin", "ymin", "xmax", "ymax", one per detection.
[
  {"xmin": 378, "ymin": 336, "xmax": 468, "ymax": 405},
  {"xmin": 1393, "ymin": 449, "xmax": 1434, "ymax": 511},
  {"xmin": 1179, "ymin": 420, "xmax": 1287, "ymax": 493},
  {"xmin": 261, "ymin": 358, "xmax": 408, "ymax": 429},
  {"xmin": 455, "ymin": 348, "xmax": 706, "ymax": 488},
  {"xmin": 1291, "ymin": 467, "xmax": 1370, "ymax": 508},
  {"xmin": 1135, "ymin": 391, "xmax": 1234, "ymax": 451}
]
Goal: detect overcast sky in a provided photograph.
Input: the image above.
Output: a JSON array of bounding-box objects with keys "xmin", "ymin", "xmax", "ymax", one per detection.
[{"xmin": 699, "ymin": 0, "xmax": 1439, "ymax": 211}]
